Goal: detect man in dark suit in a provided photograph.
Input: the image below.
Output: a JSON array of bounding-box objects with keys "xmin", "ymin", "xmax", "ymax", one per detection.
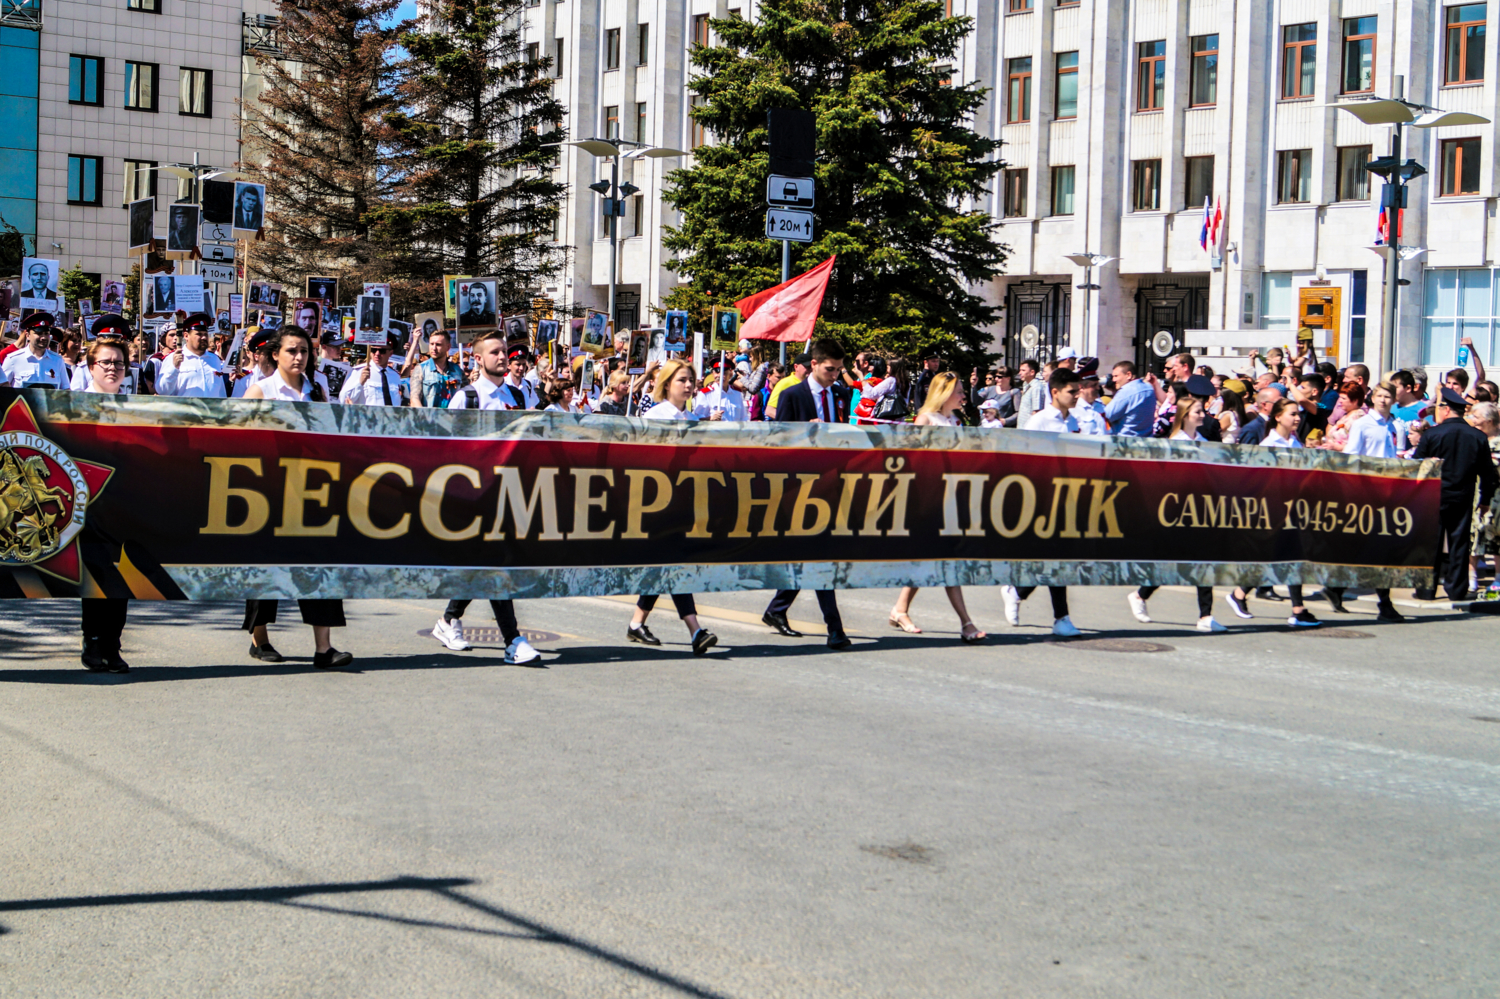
[
  {"xmin": 762, "ymin": 337, "xmax": 853, "ymax": 650},
  {"xmin": 1412, "ymin": 387, "xmax": 1499, "ymax": 600}
]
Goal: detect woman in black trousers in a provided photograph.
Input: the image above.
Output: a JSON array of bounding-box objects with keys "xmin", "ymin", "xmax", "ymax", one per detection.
[{"xmin": 245, "ymin": 599, "xmax": 354, "ymax": 669}]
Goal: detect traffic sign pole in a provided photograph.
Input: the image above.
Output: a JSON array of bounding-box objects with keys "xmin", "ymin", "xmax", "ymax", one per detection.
[{"xmin": 779, "ymin": 239, "xmax": 790, "ymax": 364}]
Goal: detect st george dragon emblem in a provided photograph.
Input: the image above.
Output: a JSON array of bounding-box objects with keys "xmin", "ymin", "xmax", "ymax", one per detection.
[{"xmin": 0, "ymin": 397, "xmax": 113, "ymax": 582}]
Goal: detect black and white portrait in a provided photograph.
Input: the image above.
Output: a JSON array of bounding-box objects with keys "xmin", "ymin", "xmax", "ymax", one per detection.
[
  {"xmin": 307, "ymin": 276, "xmax": 337, "ymax": 303},
  {"xmin": 415, "ymin": 311, "xmax": 444, "ymax": 345},
  {"xmin": 167, "ymin": 204, "xmax": 199, "ymax": 253},
  {"xmin": 102, "ymin": 280, "xmax": 125, "ymax": 314},
  {"xmin": 645, "ymin": 327, "xmax": 668, "ymax": 368},
  {"xmin": 502, "ymin": 314, "xmax": 529, "ymax": 344},
  {"xmin": 535, "ymin": 318, "xmax": 559, "ymax": 353},
  {"xmin": 232, "ymin": 182, "xmax": 265, "ymax": 233},
  {"xmin": 357, "ymin": 293, "xmax": 388, "ymax": 332},
  {"xmin": 456, "ymin": 279, "xmax": 497, "ymax": 329},
  {"xmin": 710, "ymin": 307, "xmax": 741, "ymax": 352},
  {"xmin": 78, "ymin": 299, "xmax": 93, "ymax": 318},
  {"xmin": 201, "ymin": 179, "xmax": 234, "ymax": 225},
  {"xmin": 291, "ymin": 298, "xmax": 322, "ymax": 332},
  {"xmin": 260, "ymin": 313, "xmax": 282, "ymax": 331},
  {"xmin": 152, "ymin": 275, "xmax": 175, "ymax": 314},
  {"xmin": 18, "ymin": 258, "xmax": 59, "ymax": 310},
  {"xmin": 127, "ymin": 198, "xmax": 154, "ymax": 252},
  {"xmin": 217, "ymin": 309, "xmax": 232, "ymax": 334},
  {"xmin": 664, "ymin": 310, "xmax": 689, "ymax": 352},
  {"xmin": 627, "ymin": 332, "xmax": 649, "ymax": 373},
  {"xmin": 581, "ymin": 310, "xmax": 610, "ymax": 355},
  {"xmin": 362, "ymin": 283, "xmax": 390, "ymax": 298}
]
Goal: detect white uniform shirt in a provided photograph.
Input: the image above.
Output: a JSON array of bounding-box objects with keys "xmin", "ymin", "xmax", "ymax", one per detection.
[
  {"xmin": 232, "ymin": 365, "xmax": 276, "ymax": 398},
  {"xmin": 4, "ymin": 348, "xmax": 69, "ymax": 390},
  {"xmin": 158, "ymin": 349, "xmax": 228, "ymax": 398},
  {"xmin": 1023, "ymin": 404, "xmax": 1079, "ymax": 434},
  {"xmin": 337, "ymin": 362, "xmax": 404, "ymax": 405},
  {"xmin": 693, "ymin": 387, "xmax": 749, "ymax": 422},
  {"xmin": 1263, "ymin": 431, "xmax": 1303, "ymax": 448},
  {"xmin": 1343, "ymin": 411, "xmax": 1399, "ymax": 458},
  {"xmin": 644, "ymin": 400, "xmax": 697, "ymax": 422},
  {"xmin": 255, "ymin": 371, "xmax": 316, "ymax": 402},
  {"xmin": 498, "ymin": 375, "xmax": 538, "ymax": 410},
  {"xmin": 447, "ymin": 376, "xmax": 509, "ymax": 411},
  {"xmin": 1073, "ymin": 400, "xmax": 1108, "ymax": 436}
]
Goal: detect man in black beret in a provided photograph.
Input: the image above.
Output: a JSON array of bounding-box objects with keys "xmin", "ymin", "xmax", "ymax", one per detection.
[{"xmin": 1412, "ymin": 386, "xmax": 1499, "ymax": 600}]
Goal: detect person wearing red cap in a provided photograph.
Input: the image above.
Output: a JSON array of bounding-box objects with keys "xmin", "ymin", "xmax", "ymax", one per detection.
[{"xmin": 2, "ymin": 314, "xmax": 69, "ymax": 390}]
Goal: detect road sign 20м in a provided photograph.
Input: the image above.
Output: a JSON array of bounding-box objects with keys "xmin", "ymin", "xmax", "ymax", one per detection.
[{"xmin": 766, "ymin": 208, "xmax": 814, "ymax": 242}]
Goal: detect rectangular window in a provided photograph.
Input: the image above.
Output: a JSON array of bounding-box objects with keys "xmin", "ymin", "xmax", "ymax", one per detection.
[
  {"xmin": 1282, "ymin": 23, "xmax": 1317, "ymax": 98},
  {"xmin": 632, "ymin": 194, "xmax": 644, "ymax": 237},
  {"xmin": 1003, "ymin": 169, "xmax": 1027, "ymax": 217},
  {"xmin": 67, "ymin": 154, "xmax": 102, "ymax": 206},
  {"xmin": 1276, "ymin": 148, "xmax": 1312, "ymax": 203},
  {"xmin": 1054, "ymin": 51, "xmax": 1078, "ymax": 119},
  {"xmin": 124, "ymin": 61, "xmax": 157, "ymax": 111},
  {"xmin": 635, "ymin": 101, "xmax": 647, "ymax": 143},
  {"xmin": 604, "ymin": 105, "xmax": 619, "ymax": 140},
  {"xmin": 1446, "ymin": 4, "xmax": 1486, "ymax": 84},
  {"xmin": 1422, "ymin": 268, "xmax": 1498, "ymax": 364},
  {"xmin": 1441, "ymin": 137, "xmax": 1482, "ymax": 195},
  {"xmin": 1007, "ymin": 57, "xmax": 1032, "ymax": 122},
  {"xmin": 1137, "ymin": 40, "xmax": 1166, "ymax": 111},
  {"xmin": 638, "ymin": 23, "xmax": 649, "ymax": 64},
  {"xmin": 554, "ymin": 38, "xmax": 564, "ymax": 78},
  {"xmin": 1050, "ymin": 165, "xmax": 1074, "ymax": 215},
  {"xmin": 692, "ymin": 14, "xmax": 710, "ymax": 47},
  {"xmin": 689, "ymin": 94, "xmax": 706, "ymax": 148},
  {"xmin": 1350, "ymin": 269, "xmax": 1368, "ymax": 362},
  {"xmin": 179, "ymin": 68, "xmax": 210, "ymax": 117},
  {"xmin": 605, "ymin": 28, "xmax": 620, "ymax": 70},
  {"xmin": 1131, "ymin": 159, "xmax": 1161, "ymax": 211},
  {"xmin": 1336, "ymin": 145, "xmax": 1372, "ymax": 200},
  {"xmin": 123, "ymin": 158, "xmax": 156, "ymax": 204},
  {"xmin": 1262, "ymin": 272, "xmax": 1294, "ymax": 330},
  {"xmin": 1341, "ymin": 16, "xmax": 1377, "ymax": 93},
  {"xmin": 69, "ymin": 55, "xmax": 102, "ymax": 106},
  {"xmin": 125, "ymin": 0, "xmax": 160, "ymax": 12},
  {"xmin": 1009, "ymin": 0, "xmax": 1032, "ymax": 10},
  {"xmin": 1185, "ymin": 156, "xmax": 1214, "ymax": 208},
  {"xmin": 525, "ymin": 42, "xmax": 539, "ymax": 64},
  {"xmin": 1190, "ymin": 34, "xmax": 1217, "ymax": 105}
]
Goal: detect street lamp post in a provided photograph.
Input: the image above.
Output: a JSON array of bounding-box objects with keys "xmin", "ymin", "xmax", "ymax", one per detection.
[
  {"xmin": 1333, "ymin": 83, "xmax": 1490, "ymax": 373},
  {"xmin": 1063, "ymin": 252, "xmax": 1115, "ymax": 359}
]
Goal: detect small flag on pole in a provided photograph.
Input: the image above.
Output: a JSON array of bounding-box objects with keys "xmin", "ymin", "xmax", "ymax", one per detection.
[
  {"xmin": 1199, "ymin": 197, "xmax": 1212, "ymax": 252},
  {"xmin": 1209, "ymin": 196, "xmax": 1223, "ymax": 248}
]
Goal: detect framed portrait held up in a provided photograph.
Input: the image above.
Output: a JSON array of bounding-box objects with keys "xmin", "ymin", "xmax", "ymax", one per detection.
[{"xmin": 455, "ymin": 279, "xmax": 498, "ymax": 329}]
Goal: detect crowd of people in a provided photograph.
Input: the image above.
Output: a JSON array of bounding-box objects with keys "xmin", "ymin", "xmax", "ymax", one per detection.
[{"xmin": 1, "ymin": 309, "xmax": 1494, "ymax": 674}]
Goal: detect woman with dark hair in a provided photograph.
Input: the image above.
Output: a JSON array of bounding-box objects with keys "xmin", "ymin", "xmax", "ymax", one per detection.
[
  {"xmin": 856, "ymin": 357, "xmax": 911, "ymax": 424},
  {"xmin": 1217, "ymin": 387, "xmax": 1247, "ymax": 444},
  {"xmin": 239, "ymin": 327, "xmax": 327, "ymax": 402}
]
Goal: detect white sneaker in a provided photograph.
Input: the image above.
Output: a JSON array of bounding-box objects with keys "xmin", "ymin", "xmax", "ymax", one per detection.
[
  {"xmin": 1052, "ymin": 615, "xmax": 1080, "ymax": 637},
  {"xmin": 505, "ymin": 637, "xmax": 539, "ymax": 665},
  {"xmin": 1127, "ymin": 592, "xmax": 1151, "ymax": 623},
  {"xmin": 1001, "ymin": 586, "xmax": 1021, "ymax": 626},
  {"xmin": 1196, "ymin": 616, "xmax": 1226, "ymax": 633},
  {"xmin": 432, "ymin": 616, "xmax": 471, "ymax": 651}
]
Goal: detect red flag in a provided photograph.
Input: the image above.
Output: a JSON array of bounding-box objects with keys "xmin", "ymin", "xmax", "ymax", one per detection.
[{"xmin": 733, "ymin": 255, "xmax": 836, "ymax": 342}]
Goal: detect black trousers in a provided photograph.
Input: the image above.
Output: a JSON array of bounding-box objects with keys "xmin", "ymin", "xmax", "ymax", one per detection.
[
  {"xmin": 243, "ymin": 599, "xmax": 346, "ymax": 630},
  {"xmin": 638, "ymin": 593, "xmax": 697, "ymax": 618},
  {"xmin": 81, "ymin": 598, "xmax": 128, "ymax": 653},
  {"xmin": 1016, "ymin": 585, "xmax": 1069, "ymax": 619},
  {"xmin": 1433, "ymin": 503, "xmax": 1475, "ymax": 597},
  {"xmin": 766, "ymin": 589, "xmax": 843, "ymax": 632},
  {"xmin": 444, "ymin": 599, "xmax": 520, "ymax": 645},
  {"xmin": 1139, "ymin": 585, "xmax": 1214, "ymax": 618}
]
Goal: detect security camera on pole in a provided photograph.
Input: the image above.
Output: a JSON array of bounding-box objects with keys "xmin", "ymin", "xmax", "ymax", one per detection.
[{"xmin": 766, "ymin": 109, "xmax": 816, "ymax": 364}]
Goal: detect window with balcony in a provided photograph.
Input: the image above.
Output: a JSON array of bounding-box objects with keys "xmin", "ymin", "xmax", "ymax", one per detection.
[
  {"xmin": 1007, "ymin": 57, "xmax": 1032, "ymax": 122},
  {"xmin": 1441, "ymin": 137, "xmax": 1482, "ymax": 195},
  {"xmin": 1050, "ymin": 165, "xmax": 1074, "ymax": 215},
  {"xmin": 1282, "ymin": 23, "xmax": 1316, "ymax": 98},
  {"xmin": 1341, "ymin": 16, "xmax": 1376, "ymax": 93},
  {"xmin": 124, "ymin": 61, "xmax": 157, "ymax": 111},
  {"xmin": 68, "ymin": 155, "xmax": 102, "ymax": 206},
  {"xmin": 605, "ymin": 28, "xmax": 620, "ymax": 70},
  {"xmin": 1276, "ymin": 148, "xmax": 1312, "ymax": 203},
  {"xmin": 69, "ymin": 55, "xmax": 102, "ymax": 106},
  {"xmin": 1445, "ymin": 4, "xmax": 1486, "ymax": 84},
  {"xmin": 1137, "ymin": 40, "xmax": 1165, "ymax": 110},
  {"xmin": 1003, "ymin": 169, "xmax": 1027, "ymax": 217},
  {"xmin": 1009, "ymin": 0, "xmax": 1032, "ymax": 10},
  {"xmin": 1336, "ymin": 145, "xmax": 1372, "ymax": 200},
  {"xmin": 1190, "ymin": 34, "xmax": 1217, "ymax": 105},
  {"xmin": 123, "ymin": 159, "xmax": 155, "ymax": 205},
  {"xmin": 179, "ymin": 68, "xmax": 210, "ymax": 117},
  {"xmin": 1131, "ymin": 159, "xmax": 1161, "ymax": 211},
  {"xmin": 1185, "ymin": 156, "xmax": 1213, "ymax": 208},
  {"xmin": 1054, "ymin": 51, "xmax": 1078, "ymax": 119}
]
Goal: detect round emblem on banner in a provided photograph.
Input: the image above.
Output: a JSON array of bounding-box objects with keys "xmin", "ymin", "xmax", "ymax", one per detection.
[
  {"xmin": 0, "ymin": 430, "xmax": 89, "ymax": 566},
  {"xmin": 1019, "ymin": 324, "xmax": 1040, "ymax": 350},
  {"xmin": 1151, "ymin": 330, "xmax": 1176, "ymax": 357}
]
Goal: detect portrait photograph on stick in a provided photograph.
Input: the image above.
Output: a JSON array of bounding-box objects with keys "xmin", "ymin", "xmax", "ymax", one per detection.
[
  {"xmin": 664, "ymin": 310, "xmax": 689, "ymax": 352},
  {"xmin": 291, "ymin": 298, "xmax": 323, "ymax": 333},
  {"xmin": 306, "ymin": 276, "xmax": 337, "ymax": 303},
  {"xmin": 535, "ymin": 317, "xmax": 559, "ymax": 354},
  {"xmin": 627, "ymin": 331, "xmax": 649, "ymax": 374},
  {"xmin": 200, "ymin": 179, "xmax": 234, "ymax": 224},
  {"xmin": 127, "ymin": 198, "xmax": 154, "ymax": 254},
  {"xmin": 645, "ymin": 327, "xmax": 669, "ymax": 368},
  {"xmin": 101, "ymin": 280, "xmax": 125, "ymax": 314},
  {"xmin": 569, "ymin": 318, "xmax": 585, "ymax": 352},
  {"xmin": 502, "ymin": 314, "xmax": 530, "ymax": 345},
  {"xmin": 166, "ymin": 204, "xmax": 199, "ymax": 254},
  {"xmin": 581, "ymin": 310, "xmax": 610, "ymax": 355},
  {"xmin": 19, "ymin": 258, "xmax": 59, "ymax": 310},
  {"xmin": 710, "ymin": 306, "xmax": 741, "ymax": 353},
  {"xmin": 150, "ymin": 274, "xmax": 175, "ymax": 315},
  {"xmin": 356, "ymin": 293, "xmax": 389, "ymax": 345},
  {"xmin": 232, "ymin": 181, "xmax": 265, "ymax": 235},
  {"xmin": 455, "ymin": 279, "xmax": 498, "ymax": 329}
]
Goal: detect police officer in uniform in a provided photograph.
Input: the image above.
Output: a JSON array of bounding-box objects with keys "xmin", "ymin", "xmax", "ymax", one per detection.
[{"xmin": 1412, "ymin": 386, "xmax": 1500, "ymax": 600}]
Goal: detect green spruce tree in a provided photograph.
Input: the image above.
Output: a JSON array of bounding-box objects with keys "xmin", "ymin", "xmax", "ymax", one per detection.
[
  {"xmin": 58, "ymin": 262, "xmax": 100, "ymax": 315},
  {"xmin": 371, "ymin": 0, "xmax": 569, "ymax": 312},
  {"xmin": 663, "ymin": 0, "xmax": 1006, "ymax": 361}
]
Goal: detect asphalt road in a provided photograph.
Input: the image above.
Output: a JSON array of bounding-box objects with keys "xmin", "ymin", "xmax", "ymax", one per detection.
[{"xmin": 3, "ymin": 584, "xmax": 1500, "ymax": 998}]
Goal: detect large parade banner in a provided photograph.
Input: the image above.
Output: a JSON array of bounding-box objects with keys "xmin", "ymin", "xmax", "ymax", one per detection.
[{"xmin": 0, "ymin": 389, "xmax": 1440, "ymax": 600}]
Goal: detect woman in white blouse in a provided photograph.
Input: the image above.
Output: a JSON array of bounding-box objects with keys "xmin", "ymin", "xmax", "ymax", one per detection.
[
  {"xmin": 240, "ymin": 328, "xmax": 327, "ymax": 402},
  {"xmin": 627, "ymin": 359, "xmax": 719, "ymax": 655},
  {"xmin": 1168, "ymin": 396, "xmax": 1207, "ymax": 441},
  {"xmin": 888, "ymin": 372, "xmax": 987, "ymax": 642},
  {"xmin": 1262, "ymin": 397, "xmax": 1303, "ymax": 448}
]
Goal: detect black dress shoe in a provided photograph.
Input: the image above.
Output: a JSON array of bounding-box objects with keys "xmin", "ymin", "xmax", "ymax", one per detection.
[
  {"xmin": 692, "ymin": 629, "xmax": 718, "ymax": 657},
  {"xmin": 313, "ymin": 648, "xmax": 354, "ymax": 670},
  {"xmin": 1324, "ymin": 589, "xmax": 1349, "ymax": 614},
  {"xmin": 827, "ymin": 628, "xmax": 852, "ymax": 650},
  {"xmin": 249, "ymin": 642, "xmax": 285, "ymax": 663},
  {"xmin": 1377, "ymin": 602, "xmax": 1406, "ymax": 622},
  {"xmin": 762, "ymin": 611, "xmax": 803, "ymax": 637},
  {"xmin": 626, "ymin": 624, "xmax": 661, "ymax": 646}
]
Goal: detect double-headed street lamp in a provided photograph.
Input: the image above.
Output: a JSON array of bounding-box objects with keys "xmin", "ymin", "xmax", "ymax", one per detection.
[
  {"xmin": 548, "ymin": 137, "xmax": 688, "ymax": 331},
  {"xmin": 1333, "ymin": 82, "xmax": 1489, "ymax": 373}
]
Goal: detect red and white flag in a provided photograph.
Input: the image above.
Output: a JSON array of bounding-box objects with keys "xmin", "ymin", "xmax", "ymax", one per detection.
[{"xmin": 734, "ymin": 255, "xmax": 837, "ymax": 343}]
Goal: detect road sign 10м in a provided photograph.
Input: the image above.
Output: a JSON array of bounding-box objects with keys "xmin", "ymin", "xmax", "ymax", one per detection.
[{"xmin": 766, "ymin": 208, "xmax": 814, "ymax": 242}]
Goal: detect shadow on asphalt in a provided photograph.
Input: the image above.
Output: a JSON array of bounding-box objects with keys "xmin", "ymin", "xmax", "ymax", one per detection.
[{"xmin": 0, "ymin": 875, "xmax": 739, "ymax": 999}]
